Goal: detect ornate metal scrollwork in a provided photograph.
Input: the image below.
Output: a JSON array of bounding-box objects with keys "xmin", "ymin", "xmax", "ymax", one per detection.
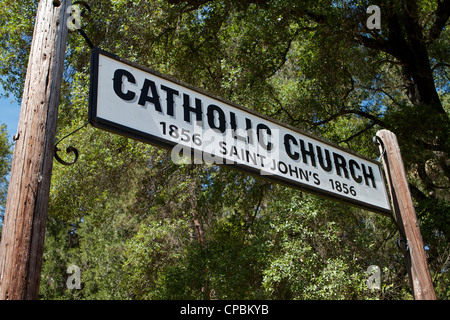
[
  {"xmin": 54, "ymin": 122, "xmax": 88, "ymax": 166},
  {"xmin": 54, "ymin": 145, "xmax": 79, "ymax": 166},
  {"xmin": 373, "ymin": 135, "xmax": 386, "ymax": 162}
]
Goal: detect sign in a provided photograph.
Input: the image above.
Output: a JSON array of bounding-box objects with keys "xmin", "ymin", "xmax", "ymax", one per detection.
[{"xmin": 89, "ymin": 48, "xmax": 392, "ymax": 215}]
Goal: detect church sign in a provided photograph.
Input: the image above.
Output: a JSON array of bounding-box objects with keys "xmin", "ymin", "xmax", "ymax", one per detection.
[{"xmin": 89, "ymin": 48, "xmax": 391, "ymax": 215}]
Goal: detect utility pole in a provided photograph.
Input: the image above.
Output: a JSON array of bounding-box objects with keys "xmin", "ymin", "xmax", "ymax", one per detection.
[
  {"xmin": 0, "ymin": 0, "xmax": 70, "ymax": 299},
  {"xmin": 376, "ymin": 129, "xmax": 436, "ymax": 300}
]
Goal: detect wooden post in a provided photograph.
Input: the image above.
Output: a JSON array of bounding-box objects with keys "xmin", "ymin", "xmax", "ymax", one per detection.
[
  {"xmin": 0, "ymin": 0, "xmax": 70, "ymax": 299},
  {"xmin": 376, "ymin": 129, "xmax": 436, "ymax": 300}
]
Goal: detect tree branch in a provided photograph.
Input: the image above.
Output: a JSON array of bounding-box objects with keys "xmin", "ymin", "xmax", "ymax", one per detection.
[
  {"xmin": 354, "ymin": 34, "xmax": 389, "ymax": 53},
  {"xmin": 338, "ymin": 123, "xmax": 375, "ymax": 145},
  {"xmin": 427, "ymin": 0, "xmax": 450, "ymax": 42},
  {"xmin": 313, "ymin": 109, "xmax": 386, "ymax": 128}
]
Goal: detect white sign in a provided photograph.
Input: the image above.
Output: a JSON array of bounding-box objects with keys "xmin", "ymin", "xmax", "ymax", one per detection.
[{"xmin": 89, "ymin": 49, "xmax": 391, "ymax": 215}]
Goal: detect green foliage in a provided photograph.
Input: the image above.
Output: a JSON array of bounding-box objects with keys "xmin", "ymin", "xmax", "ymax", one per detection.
[
  {"xmin": 0, "ymin": 0, "xmax": 448, "ymax": 300},
  {"xmin": 259, "ymin": 190, "xmax": 407, "ymax": 300},
  {"xmin": 0, "ymin": 1, "xmax": 38, "ymax": 100},
  {"xmin": 121, "ymin": 219, "xmax": 193, "ymax": 299}
]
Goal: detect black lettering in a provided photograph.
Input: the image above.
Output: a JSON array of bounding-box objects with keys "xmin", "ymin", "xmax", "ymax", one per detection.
[
  {"xmin": 183, "ymin": 94, "xmax": 203, "ymax": 124},
  {"xmin": 349, "ymin": 159, "xmax": 363, "ymax": 183},
  {"xmin": 230, "ymin": 145, "xmax": 240, "ymax": 159},
  {"xmin": 246, "ymin": 150, "xmax": 257, "ymax": 165},
  {"xmin": 257, "ymin": 124, "xmax": 273, "ymax": 151},
  {"xmin": 299, "ymin": 169, "xmax": 309, "ymax": 181},
  {"xmin": 246, "ymin": 118, "xmax": 254, "ymax": 145},
  {"xmin": 313, "ymin": 173, "xmax": 320, "ymax": 185},
  {"xmin": 230, "ymin": 112, "xmax": 246, "ymax": 142},
  {"xmin": 138, "ymin": 79, "xmax": 162, "ymax": 112},
  {"xmin": 113, "ymin": 69, "xmax": 136, "ymax": 101},
  {"xmin": 333, "ymin": 152, "xmax": 349, "ymax": 179},
  {"xmin": 160, "ymin": 85, "xmax": 179, "ymax": 116},
  {"xmin": 284, "ymin": 134, "xmax": 299, "ymax": 160},
  {"xmin": 257, "ymin": 154, "xmax": 266, "ymax": 167},
  {"xmin": 207, "ymin": 104, "xmax": 226, "ymax": 133},
  {"xmin": 278, "ymin": 161, "xmax": 288, "ymax": 174},
  {"xmin": 300, "ymin": 139, "xmax": 316, "ymax": 167},
  {"xmin": 288, "ymin": 164, "xmax": 299, "ymax": 179},
  {"xmin": 317, "ymin": 146, "xmax": 332, "ymax": 172},
  {"xmin": 362, "ymin": 164, "xmax": 377, "ymax": 188},
  {"xmin": 219, "ymin": 141, "xmax": 227, "ymax": 155}
]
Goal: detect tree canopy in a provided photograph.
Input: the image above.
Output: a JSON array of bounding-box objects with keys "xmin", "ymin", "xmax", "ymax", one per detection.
[{"xmin": 0, "ymin": 0, "xmax": 449, "ymax": 299}]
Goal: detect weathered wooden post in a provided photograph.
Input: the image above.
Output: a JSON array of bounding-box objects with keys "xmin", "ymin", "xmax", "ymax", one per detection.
[
  {"xmin": 376, "ymin": 129, "xmax": 436, "ymax": 300},
  {"xmin": 0, "ymin": 0, "xmax": 70, "ymax": 299}
]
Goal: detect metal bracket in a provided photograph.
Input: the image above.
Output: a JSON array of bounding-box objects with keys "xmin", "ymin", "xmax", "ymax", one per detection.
[
  {"xmin": 54, "ymin": 122, "xmax": 88, "ymax": 166},
  {"xmin": 55, "ymin": 1, "xmax": 93, "ymax": 166},
  {"xmin": 54, "ymin": 145, "xmax": 79, "ymax": 166},
  {"xmin": 373, "ymin": 135, "xmax": 386, "ymax": 162}
]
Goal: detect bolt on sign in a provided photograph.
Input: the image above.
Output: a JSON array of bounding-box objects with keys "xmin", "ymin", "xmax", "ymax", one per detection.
[{"xmin": 89, "ymin": 48, "xmax": 392, "ymax": 215}]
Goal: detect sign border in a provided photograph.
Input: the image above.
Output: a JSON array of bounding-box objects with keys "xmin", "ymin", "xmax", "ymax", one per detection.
[{"xmin": 89, "ymin": 48, "xmax": 392, "ymax": 216}]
